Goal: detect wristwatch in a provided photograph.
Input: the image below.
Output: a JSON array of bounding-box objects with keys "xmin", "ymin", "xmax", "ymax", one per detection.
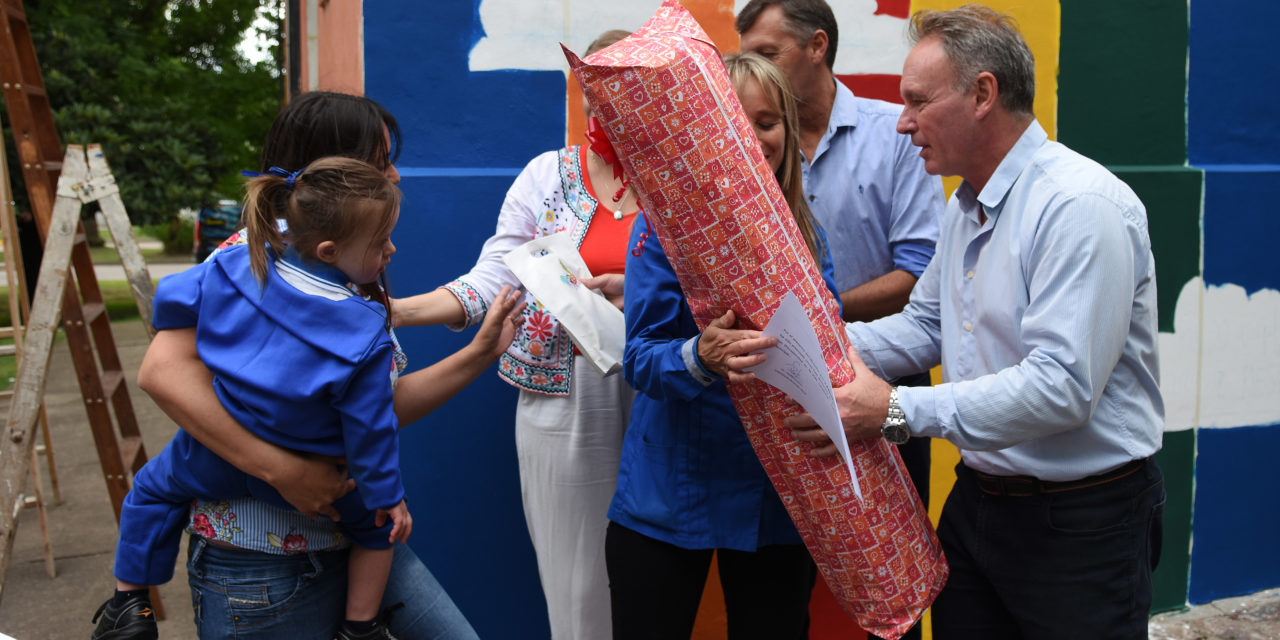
[{"xmin": 881, "ymin": 387, "xmax": 910, "ymax": 445}]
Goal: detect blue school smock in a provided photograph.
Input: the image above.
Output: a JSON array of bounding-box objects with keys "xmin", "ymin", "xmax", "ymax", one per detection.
[{"xmin": 113, "ymin": 245, "xmax": 403, "ymax": 585}]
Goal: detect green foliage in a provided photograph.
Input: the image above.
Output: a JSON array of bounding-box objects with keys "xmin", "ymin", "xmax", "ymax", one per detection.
[
  {"xmin": 140, "ymin": 217, "xmax": 195, "ymax": 256},
  {"xmin": 3, "ymin": 0, "xmax": 282, "ymax": 225}
]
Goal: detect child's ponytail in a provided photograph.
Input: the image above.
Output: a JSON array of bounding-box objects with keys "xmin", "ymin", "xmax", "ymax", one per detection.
[{"xmin": 242, "ymin": 167, "xmax": 299, "ymax": 283}]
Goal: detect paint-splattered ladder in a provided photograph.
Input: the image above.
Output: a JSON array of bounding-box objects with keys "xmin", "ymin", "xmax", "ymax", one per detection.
[{"xmin": 0, "ymin": 0, "xmax": 162, "ymax": 616}]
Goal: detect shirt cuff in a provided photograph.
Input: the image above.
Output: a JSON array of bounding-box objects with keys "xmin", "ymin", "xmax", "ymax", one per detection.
[
  {"xmin": 682, "ymin": 335, "xmax": 717, "ymax": 387},
  {"xmin": 439, "ymin": 281, "xmax": 487, "ymax": 331},
  {"xmin": 891, "ymin": 240, "xmax": 934, "ymax": 278},
  {"xmin": 897, "ymin": 384, "xmax": 945, "ymax": 439}
]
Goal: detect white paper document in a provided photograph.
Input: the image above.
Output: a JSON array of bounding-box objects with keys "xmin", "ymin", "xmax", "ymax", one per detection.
[{"xmin": 748, "ymin": 292, "xmax": 861, "ymax": 500}]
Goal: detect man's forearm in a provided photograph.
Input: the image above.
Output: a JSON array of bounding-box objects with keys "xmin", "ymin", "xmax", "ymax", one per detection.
[{"xmin": 839, "ymin": 269, "xmax": 918, "ymax": 322}]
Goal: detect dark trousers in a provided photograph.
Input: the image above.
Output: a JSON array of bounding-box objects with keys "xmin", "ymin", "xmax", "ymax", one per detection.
[
  {"xmin": 606, "ymin": 521, "xmax": 816, "ymax": 640},
  {"xmin": 931, "ymin": 460, "xmax": 1165, "ymax": 640}
]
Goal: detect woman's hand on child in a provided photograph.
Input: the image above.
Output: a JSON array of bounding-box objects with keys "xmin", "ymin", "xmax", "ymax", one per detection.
[
  {"xmin": 272, "ymin": 453, "xmax": 356, "ymax": 520},
  {"xmin": 581, "ymin": 273, "xmax": 625, "ymax": 310},
  {"xmin": 473, "ymin": 285, "xmax": 527, "ymax": 360},
  {"xmin": 378, "ymin": 499, "xmax": 413, "ymax": 543}
]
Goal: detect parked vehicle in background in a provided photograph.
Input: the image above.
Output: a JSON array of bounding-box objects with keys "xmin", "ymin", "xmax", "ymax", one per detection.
[{"xmin": 194, "ymin": 200, "xmax": 242, "ymax": 263}]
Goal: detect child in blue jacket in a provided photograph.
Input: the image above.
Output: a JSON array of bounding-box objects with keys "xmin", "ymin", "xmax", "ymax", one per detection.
[{"xmin": 99, "ymin": 157, "xmax": 415, "ymax": 640}]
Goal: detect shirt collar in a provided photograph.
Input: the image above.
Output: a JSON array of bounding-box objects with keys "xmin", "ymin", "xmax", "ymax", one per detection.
[
  {"xmin": 829, "ymin": 79, "xmax": 860, "ymax": 131},
  {"xmin": 956, "ymin": 119, "xmax": 1047, "ymax": 222},
  {"xmin": 279, "ymin": 244, "xmax": 351, "ymax": 288},
  {"xmin": 978, "ymin": 119, "xmax": 1046, "ymax": 211}
]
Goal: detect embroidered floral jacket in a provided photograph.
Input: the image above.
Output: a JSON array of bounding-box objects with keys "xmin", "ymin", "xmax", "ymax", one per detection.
[{"xmin": 443, "ymin": 146, "xmax": 604, "ymax": 396}]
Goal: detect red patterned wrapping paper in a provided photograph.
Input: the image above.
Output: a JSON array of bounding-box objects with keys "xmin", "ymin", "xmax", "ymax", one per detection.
[{"xmin": 564, "ymin": 2, "xmax": 946, "ymax": 637}]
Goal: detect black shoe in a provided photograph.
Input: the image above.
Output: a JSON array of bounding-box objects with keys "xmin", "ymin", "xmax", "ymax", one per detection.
[
  {"xmin": 335, "ymin": 603, "xmax": 404, "ymax": 640},
  {"xmin": 90, "ymin": 593, "xmax": 158, "ymax": 640}
]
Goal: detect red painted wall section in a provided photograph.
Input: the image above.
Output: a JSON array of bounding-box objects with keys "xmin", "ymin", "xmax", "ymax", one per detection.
[
  {"xmin": 876, "ymin": 0, "xmax": 912, "ymax": 19},
  {"xmin": 838, "ymin": 74, "xmax": 904, "ymax": 104}
]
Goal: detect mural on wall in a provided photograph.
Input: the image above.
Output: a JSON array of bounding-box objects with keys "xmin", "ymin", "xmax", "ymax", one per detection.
[{"xmin": 359, "ymin": 0, "xmax": 1280, "ymax": 637}]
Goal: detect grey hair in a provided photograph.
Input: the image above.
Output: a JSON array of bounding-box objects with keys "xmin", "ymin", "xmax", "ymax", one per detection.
[{"xmin": 908, "ymin": 4, "xmax": 1035, "ymax": 115}]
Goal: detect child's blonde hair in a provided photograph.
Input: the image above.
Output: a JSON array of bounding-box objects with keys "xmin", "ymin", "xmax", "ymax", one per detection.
[{"xmin": 242, "ymin": 156, "xmax": 401, "ymax": 285}]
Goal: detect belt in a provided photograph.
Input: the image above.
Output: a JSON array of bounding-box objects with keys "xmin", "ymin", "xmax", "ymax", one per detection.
[{"xmin": 972, "ymin": 458, "xmax": 1148, "ymax": 497}]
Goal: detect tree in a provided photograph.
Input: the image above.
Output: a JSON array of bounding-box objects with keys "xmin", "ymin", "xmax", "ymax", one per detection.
[{"xmin": 3, "ymin": 0, "xmax": 281, "ymax": 239}]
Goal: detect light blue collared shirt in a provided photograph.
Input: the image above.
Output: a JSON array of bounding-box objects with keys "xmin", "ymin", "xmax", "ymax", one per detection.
[
  {"xmin": 846, "ymin": 120, "xmax": 1163, "ymax": 481},
  {"xmin": 803, "ymin": 81, "xmax": 943, "ymax": 293}
]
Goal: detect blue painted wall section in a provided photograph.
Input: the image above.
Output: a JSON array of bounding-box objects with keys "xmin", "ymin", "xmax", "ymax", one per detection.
[
  {"xmin": 363, "ymin": 1, "xmax": 565, "ymax": 637},
  {"xmin": 1189, "ymin": 425, "xmax": 1280, "ymax": 603},
  {"xmin": 1188, "ymin": 1, "xmax": 1280, "ymax": 167},
  {"xmin": 1201, "ymin": 171, "xmax": 1280, "ymax": 293},
  {"xmin": 1185, "ymin": 0, "xmax": 1280, "ymax": 605}
]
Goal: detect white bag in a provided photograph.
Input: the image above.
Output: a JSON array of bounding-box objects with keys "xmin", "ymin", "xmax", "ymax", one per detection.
[{"xmin": 502, "ymin": 232, "xmax": 625, "ymax": 376}]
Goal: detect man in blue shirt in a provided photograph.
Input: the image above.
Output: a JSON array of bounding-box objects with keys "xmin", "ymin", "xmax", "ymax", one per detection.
[
  {"xmin": 779, "ymin": 6, "xmax": 1165, "ymax": 639},
  {"xmin": 737, "ymin": 9, "xmax": 942, "ymax": 635}
]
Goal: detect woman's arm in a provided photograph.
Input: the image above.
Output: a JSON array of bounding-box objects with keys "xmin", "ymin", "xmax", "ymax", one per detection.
[
  {"xmin": 393, "ymin": 286, "xmax": 525, "ymax": 424},
  {"xmin": 137, "ymin": 328, "xmax": 355, "ymax": 519},
  {"xmin": 390, "ymin": 289, "xmax": 467, "ymax": 328}
]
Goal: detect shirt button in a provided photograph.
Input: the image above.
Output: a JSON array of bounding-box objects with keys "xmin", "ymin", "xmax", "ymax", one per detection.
[
  {"xmin": 963, "ymin": 321, "xmax": 973, "ymax": 332},
  {"xmin": 966, "ymin": 269, "xmax": 975, "ymax": 279}
]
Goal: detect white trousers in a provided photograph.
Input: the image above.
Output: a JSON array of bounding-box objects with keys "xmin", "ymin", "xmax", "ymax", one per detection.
[{"xmin": 515, "ymin": 357, "xmax": 634, "ymax": 640}]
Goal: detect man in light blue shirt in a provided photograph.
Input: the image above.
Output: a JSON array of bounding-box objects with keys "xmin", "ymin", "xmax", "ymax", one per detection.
[{"xmin": 775, "ymin": 6, "xmax": 1166, "ymax": 639}]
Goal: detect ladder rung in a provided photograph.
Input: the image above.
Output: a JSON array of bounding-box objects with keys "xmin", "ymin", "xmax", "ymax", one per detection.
[
  {"xmin": 18, "ymin": 84, "xmax": 46, "ymax": 99},
  {"xmin": 80, "ymin": 302, "xmax": 104, "ymax": 323},
  {"xmin": 0, "ymin": 389, "xmax": 12, "ymax": 399},
  {"xmin": 22, "ymin": 496, "xmax": 37, "ymax": 508},
  {"xmin": 101, "ymin": 370, "xmax": 123, "ymax": 397},
  {"xmin": 43, "ymin": 159, "xmax": 61, "ymax": 172},
  {"xmin": 118, "ymin": 435, "xmax": 145, "ymax": 472},
  {"xmin": 0, "ymin": 344, "xmax": 15, "ymax": 357}
]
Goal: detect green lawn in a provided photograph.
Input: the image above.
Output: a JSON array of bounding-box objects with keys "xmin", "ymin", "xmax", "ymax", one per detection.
[{"xmin": 0, "ymin": 230, "xmax": 182, "ymax": 391}]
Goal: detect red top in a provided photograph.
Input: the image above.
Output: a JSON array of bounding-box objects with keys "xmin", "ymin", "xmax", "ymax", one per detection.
[{"xmin": 577, "ymin": 145, "xmax": 637, "ymax": 276}]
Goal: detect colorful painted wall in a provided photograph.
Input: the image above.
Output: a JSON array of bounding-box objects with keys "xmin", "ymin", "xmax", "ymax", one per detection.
[{"xmin": 346, "ymin": 0, "xmax": 1280, "ymax": 637}]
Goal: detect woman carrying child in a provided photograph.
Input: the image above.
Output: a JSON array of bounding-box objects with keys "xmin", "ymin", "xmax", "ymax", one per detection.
[{"xmin": 94, "ymin": 92, "xmax": 520, "ymax": 640}]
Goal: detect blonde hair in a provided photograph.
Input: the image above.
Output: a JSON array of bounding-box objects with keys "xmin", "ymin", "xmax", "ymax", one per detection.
[
  {"xmin": 242, "ymin": 156, "xmax": 401, "ymax": 285},
  {"xmin": 723, "ymin": 52, "xmax": 825, "ymax": 264},
  {"xmin": 585, "ymin": 29, "xmax": 631, "ymax": 56}
]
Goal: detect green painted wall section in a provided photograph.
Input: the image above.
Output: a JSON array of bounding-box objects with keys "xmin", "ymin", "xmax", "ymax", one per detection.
[
  {"xmin": 1111, "ymin": 167, "xmax": 1203, "ymax": 332},
  {"xmin": 1152, "ymin": 429, "xmax": 1195, "ymax": 612},
  {"xmin": 1058, "ymin": 0, "xmax": 1188, "ymax": 165},
  {"xmin": 1060, "ymin": 0, "xmax": 1200, "ymax": 610}
]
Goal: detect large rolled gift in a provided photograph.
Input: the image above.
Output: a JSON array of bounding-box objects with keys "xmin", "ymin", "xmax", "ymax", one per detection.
[{"xmin": 563, "ymin": 1, "xmax": 946, "ymax": 637}]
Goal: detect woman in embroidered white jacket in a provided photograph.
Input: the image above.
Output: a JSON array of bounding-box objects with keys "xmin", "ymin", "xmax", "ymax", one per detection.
[{"xmin": 391, "ymin": 30, "xmax": 636, "ymax": 640}]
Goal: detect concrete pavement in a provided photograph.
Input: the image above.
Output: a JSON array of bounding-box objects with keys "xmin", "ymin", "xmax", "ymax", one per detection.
[{"xmin": 0, "ymin": 319, "xmax": 196, "ymax": 639}]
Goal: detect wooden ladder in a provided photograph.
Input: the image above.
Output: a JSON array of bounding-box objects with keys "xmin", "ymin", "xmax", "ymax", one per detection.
[
  {"xmin": 0, "ymin": 119, "xmax": 59, "ymax": 580},
  {"xmin": 0, "ymin": 0, "xmax": 162, "ymax": 614}
]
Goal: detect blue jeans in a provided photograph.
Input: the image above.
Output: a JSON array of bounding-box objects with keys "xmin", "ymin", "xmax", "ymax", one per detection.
[{"xmin": 187, "ymin": 536, "xmax": 478, "ymax": 639}]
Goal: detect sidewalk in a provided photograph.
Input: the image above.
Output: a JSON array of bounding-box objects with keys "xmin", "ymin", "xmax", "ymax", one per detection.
[
  {"xmin": 0, "ymin": 320, "xmax": 196, "ymax": 639},
  {"xmin": 0, "ymin": 238, "xmax": 192, "ymax": 287},
  {"xmin": 1149, "ymin": 587, "xmax": 1280, "ymax": 640}
]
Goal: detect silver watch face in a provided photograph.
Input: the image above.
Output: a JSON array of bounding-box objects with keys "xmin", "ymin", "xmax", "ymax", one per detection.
[{"xmin": 883, "ymin": 422, "xmax": 910, "ymax": 445}]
